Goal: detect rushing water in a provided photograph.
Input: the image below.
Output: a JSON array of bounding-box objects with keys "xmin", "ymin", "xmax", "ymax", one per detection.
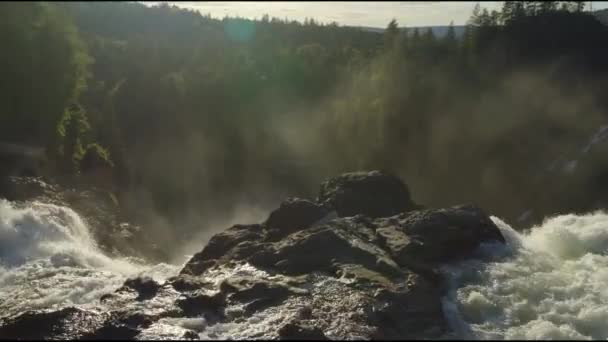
[
  {"xmin": 3, "ymin": 195, "xmax": 608, "ymax": 340},
  {"xmin": 442, "ymin": 212, "xmax": 608, "ymax": 340},
  {"xmin": 0, "ymin": 198, "xmax": 179, "ymax": 319}
]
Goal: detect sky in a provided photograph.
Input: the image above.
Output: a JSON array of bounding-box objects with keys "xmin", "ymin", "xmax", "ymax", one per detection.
[{"xmin": 155, "ymin": 1, "xmax": 608, "ymax": 27}]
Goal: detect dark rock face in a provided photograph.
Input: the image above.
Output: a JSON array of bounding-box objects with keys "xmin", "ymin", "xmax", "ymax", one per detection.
[
  {"xmin": 278, "ymin": 321, "xmax": 329, "ymax": 340},
  {"xmin": 0, "ymin": 307, "xmax": 156, "ymax": 340},
  {"xmin": 0, "ymin": 170, "xmax": 505, "ymax": 340},
  {"xmin": 117, "ymin": 276, "xmax": 161, "ymax": 300},
  {"xmin": 318, "ymin": 170, "xmax": 419, "ymax": 218},
  {"xmin": 265, "ymin": 197, "xmax": 328, "ymax": 240},
  {"xmin": 176, "ymin": 292, "xmax": 226, "ymax": 318},
  {"xmin": 0, "ymin": 176, "xmax": 52, "ymax": 202},
  {"xmin": 180, "ymin": 224, "xmax": 267, "ymax": 276},
  {"xmin": 0, "ymin": 307, "xmax": 106, "ymax": 340},
  {"xmin": 183, "ymin": 330, "xmax": 199, "ymax": 340},
  {"xmin": 374, "ymin": 205, "xmax": 505, "ymax": 269},
  {"xmin": 168, "ymin": 274, "xmax": 213, "ymax": 293}
]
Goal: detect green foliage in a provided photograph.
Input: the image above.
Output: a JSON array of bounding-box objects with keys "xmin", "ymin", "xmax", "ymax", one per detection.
[
  {"xmin": 3, "ymin": 1, "xmax": 608, "ymax": 225},
  {"xmin": 55, "ymin": 103, "xmax": 93, "ymax": 173},
  {"xmin": 0, "ymin": 2, "xmax": 92, "ymax": 148},
  {"xmin": 78, "ymin": 143, "xmax": 114, "ymax": 171}
]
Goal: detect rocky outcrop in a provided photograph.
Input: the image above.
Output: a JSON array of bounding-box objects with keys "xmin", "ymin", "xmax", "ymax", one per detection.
[
  {"xmin": 173, "ymin": 171, "xmax": 504, "ymax": 339},
  {"xmin": 318, "ymin": 170, "xmax": 420, "ymax": 218},
  {"xmin": 265, "ymin": 197, "xmax": 328, "ymax": 240},
  {"xmin": 117, "ymin": 276, "xmax": 162, "ymax": 301},
  {"xmin": 0, "ymin": 170, "xmax": 505, "ymax": 340},
  {"xmin": 375, "ymin": 204, "xmax": 505, "ymax": 266},
  {"xmin": 0, "ymin": 176, "xmax": 55, "ymax": 202},
  {"xmin": 0, "ymin": 307, "xmax": 148, "ymax": 340}
]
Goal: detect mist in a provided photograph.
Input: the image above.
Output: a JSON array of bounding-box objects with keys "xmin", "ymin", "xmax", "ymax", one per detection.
[
  {"xmin": 117, "ymin": 60, "xmax": 607, "ymax": 257},
  {"xmin": 3, "ymin": 2, "xmax": 606, "ymax": 259}
]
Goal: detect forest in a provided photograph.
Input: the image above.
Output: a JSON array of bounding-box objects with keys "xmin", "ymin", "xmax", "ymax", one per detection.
[{"xmin": 2, "ymin": 1, "xmax": 608, "ymax": 240}]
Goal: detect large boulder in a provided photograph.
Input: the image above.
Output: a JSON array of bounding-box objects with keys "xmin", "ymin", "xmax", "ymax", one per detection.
[
  {"xmin": 171, "ymin": 173, "xmax": 505, "ymax": 339},
  {"xmin": 173, "ymin": 206, "xmax": 503, "ymax": 339},
  {"xmin": 264, "ymin": 197, "xmax": 328, "ymax": 240},
  {"xmin": 176, "ymin": 292, "xmax": 226, "ymax": 318},
  {"xmin": 397, "ymin": 204, "xmax": 505, "ymax": 263},
  {"xmin": 0, "ymin": 307, "xmax": 109, "ymax": 340},
  {"xmin": 278, "ymin": 321, "xmax": 329, "ymax": 340},
  {"xmin": 318, "ymin": 170, "xmax": 419, "ymax": 218},
  {"xmin": 116, "ymin": 276, "xmax": 161, "ymax": 301},
  {"xmin": 180, "ymin": 223, "xmax": 267, "ymax": 276},
  {"xmin": 0, "ymin": 307, "xmax": 158, "ymax": 340}
]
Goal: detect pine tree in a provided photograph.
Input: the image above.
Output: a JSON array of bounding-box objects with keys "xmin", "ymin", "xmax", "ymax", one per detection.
[
  {"xmin": 575, "ymin": 1, "xmax": 586, "ymax": 12},
  {"xmin": 446, "ymin": 21, "xmax": 457, "ymax": 44},
  {"xmin": 540, "ymin": 1, "xmax": 558, "ymax": 13},
  {"xmin": 524, "ymin": 1, "xmax": 539, "ymax": 15},
  {"xmin": 383, "ymin": 19, "xmax": 399, "ymax": 50},
  {"xmin": 468, "ymin": 3, "xmax": 483, "ymax": 26},
  {"xmin": 423, "ymin": 27, "xmax": 436, "ymax": 44},
  {"xmin": 480, "ymin": 8, "xmax": 492, "ymax": 26},
  {"xmin": 501, "ymin": 1, "xmax": 517, "ymax": 24},
  {"xmin": 513, "ymin": 1, "xmax": 526, "ymax": 19}
]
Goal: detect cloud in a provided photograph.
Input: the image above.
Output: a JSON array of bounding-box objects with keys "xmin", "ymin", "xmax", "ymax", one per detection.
[{"xmin": 160, "ymin": 1, "xmax": 608, "ymax": 27}]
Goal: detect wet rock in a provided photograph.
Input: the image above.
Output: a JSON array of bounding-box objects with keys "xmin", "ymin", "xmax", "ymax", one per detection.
[
  {"xmin": 168, "ymin": 275, "xmax": 212, "ymax": 293},
  {"xmin": 173, "ymin": 173, "xmax": 506, "ymax": 339},
  {"xmin": 183, "ymin": 330, "xmax": 199, "ymax": 340},
  {"xmin": 0, "ymin": 176, "xmax": 50, "ymax": 202},
  {"xmin": 296, "ymin": 305, "xmax": 313, "ymax": 320},
  {"xmin": 232, "ymin": 282, "xmax": 296, "ymax": 315},
  {"xmin": 395, "ymin": 204, "xmax": 505, "ymax": 264},
  {"xmin": 176, "ymin": 292, "xmax": 226, "ymax": 318},
  {"xmin": 318, "ymin": 170, "xmax": 418, "ymax": 218},
  {"xmin": 180, "ymin": 224, "xmax": 265, "ymax": 276},
  {"xmin": 265, "ymin": 197, "xmax": 328, "ymax": 240},
  {"xmin": 82, "ymin": 323, "xmax": 140, "ymax": 340},
  {"xmin": 116, "ymin": 311, "xmax": 154, "ymax": 329},
  {"xmin": 0, "ymin": 307, "xmax": 107, "ymax": 340},
  {"xmin": 230, "ymin": 282, "xmax": 291, "ymax": 302},
  {"xmin": 278, "ymin": 321, "xmax": 329, "ymax": 340},
  {"xmin": 117, "ymin": 276, "xmax": 161, "ymax": 300},
  {"xmin": 257, "ymin": 223, "xmax": 401, "ymax": 277},
  {"xmin": 367, "ymin": 274, "xmax": 445, "ymax": 339},
  {"xmin": 82, "ymin": 311, "xmax": 156, "ymax": 339},
  {"xmin": 100, "ymin": 293, "xmax": 116, "ymax": 303}
]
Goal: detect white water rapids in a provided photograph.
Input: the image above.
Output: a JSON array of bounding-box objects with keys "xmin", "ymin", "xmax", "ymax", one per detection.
[
  {"xmin": 0, "ymin": 199, "xmax": 179, "ymax": 318},
  {"xmin": 3, "ymin": 197, "xmax": 608, "ymax": 339},
  {"xmin": 442, "ymin": 213, "xmax": 608, "ymax": 340}
]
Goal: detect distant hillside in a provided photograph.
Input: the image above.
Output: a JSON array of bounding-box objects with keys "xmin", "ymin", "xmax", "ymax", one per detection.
[{"xmin": 352, "ymin": 25, "xmax": 466, "ymax": 38}]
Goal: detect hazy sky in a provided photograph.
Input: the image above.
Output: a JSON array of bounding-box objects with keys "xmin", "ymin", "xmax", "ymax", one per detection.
[{"xmin": 158, "ymin": 1, "xmax": 608, "ymax": 27}]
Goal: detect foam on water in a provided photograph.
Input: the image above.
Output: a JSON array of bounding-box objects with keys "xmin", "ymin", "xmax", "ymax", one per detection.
[
  {"xmin": 442, "ymin": 211, "xmax": 608, "ymax": 340},
  {"xmin": 6, "ymin": 194, "xmax": 608, "ymax": 340},
  {"xmin": 0, "ymin": 199, "xmax": 178, "ymax": 318}
]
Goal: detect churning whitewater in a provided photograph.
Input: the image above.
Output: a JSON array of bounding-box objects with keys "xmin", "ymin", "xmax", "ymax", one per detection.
[
  {"xmin": 0, "ymin": 199, "xmax": 178, "ymax": 319},
  {"xmin": 442, "ymin": 212, "xmax": 608, "ymax": 340},
  {"xmin": 3, "ymin": 197, "xmax": 608, "ymax": 340}
]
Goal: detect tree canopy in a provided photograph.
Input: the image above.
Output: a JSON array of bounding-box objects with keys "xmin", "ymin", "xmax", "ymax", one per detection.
[{"xmin": 3, "ymin": 1, "xmax": 608, "ymax": 230}]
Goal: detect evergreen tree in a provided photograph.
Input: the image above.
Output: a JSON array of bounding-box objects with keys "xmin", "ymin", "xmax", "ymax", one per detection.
[
  {"xmin": 445, "ymin": 21, "xmax": 458, "ymax": 54},
  {"xmin": 383, "ymin": 19, "xmax": 399, "ymax": 50},
  {"xmin": 468, "ymin": 3, "xmax": 483, "ymax": 26}
]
